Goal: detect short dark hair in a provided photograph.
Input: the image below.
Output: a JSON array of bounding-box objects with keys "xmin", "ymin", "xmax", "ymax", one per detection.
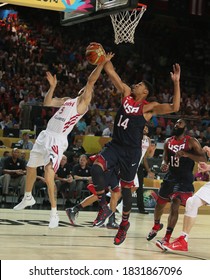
[{"xmin": 142, "ymin": 80, "xmax": 154, "ymax": 96}]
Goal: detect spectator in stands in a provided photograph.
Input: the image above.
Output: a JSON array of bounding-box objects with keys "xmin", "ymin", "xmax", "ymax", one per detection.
[
  {"xmin": 0, "ymin": 114, "xmax": 13, "ymax": 129},
  {"xmin": 0, "ymin": 150, "xmax": 10, "ymax": 175},
  {"xmin": 104, "ymin": 110, "xmax": 113, "ymax": 123},
  {"xmin": 85, "ymin": 118, "xmax": 100, "ymax": 136},
  {"xmin": 204, "ymin": 124, "xmax": 210, "ymax": 143},
  {"xmin": 33, "ymin": 166, "xmax": 48, "ymax": 202},
  {"xmin": 152, "ymin": 126, "xmax": 165, "ymax": 143},
  {"xmin": 188, "ymin": 124, "xmax": 200, "ymax": 138},
  {"xmin": 102, "ymin": 121, "xmax": 114, "ymax": 137},
  {"xmin": 0, "ymin": 139, "xmax": 6, "ymax": 147},
  {"xmin": 98, "ymin": 115, "xmax": 108, "ymax": 132},
  {"xmin": 72, "ymin": 154, "xmax": 92, "ymax": 201},
  {"xmin": 68, "ymin": 153, "xmax": 80, "ymax": 169},
  {"xmin": 17, "ymin": 132, "xmax": 34, "ymax": 150},
  {"xmin": 20, "ymin": 150, "xmax": 28, "ymax": 164},
  {"xmin": 55, "ymin": 155, "xmax": 76, "ymax": 207},
  {"xmin": 0, "ymin": 148, "xmax": 26, "ymax": 197},
  {"xmin": 65, "ymin": 138, "xmax": 86, "ymax": 163},
  {"xmin": 75, "ymin": 117, "xmax": 87, "ymax": 135}
]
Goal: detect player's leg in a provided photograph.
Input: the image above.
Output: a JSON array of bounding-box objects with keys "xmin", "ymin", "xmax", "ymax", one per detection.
[
  {"xmin": 147, "ymin": 181, "xmax": 172, "ymax": 241},
  {"xmin": 66, "ymin": 163, "xmax": 111, "ymax": 226},
  {"xmin": 136, "ymin": 165, "xmax": 148, "ymax": 214},
  {"xmin": 45, "ymin": 162, "xmax": 59, "ymax": 228},
  {"xmin": 163, "ymin": 193, "xmax": 207, "ymax": 252},
  {"xmin": 107, "ymin": 189, "xmax": 121, "ymax": 229},
  {"xmin": 13, "ymin": 148, "xmax": 42, "ymax": 210},
  {"xmin": 147, "ymin": 201, "xmax": 165, "ymax": 241},
  {"xmin": 114, "ymin": 148, "xmax": 141, "ymax": 245},
  {"xmin": 155, "ymin": 196, "xmax": 181, "ymax": 250},
  {"xmin": 114, "ymin": 184, "xmax": 132, "ymax": 245}
]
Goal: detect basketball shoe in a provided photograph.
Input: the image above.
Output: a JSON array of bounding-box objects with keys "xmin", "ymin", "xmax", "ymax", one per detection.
[
  {"xmin": 162, "ymin": 236, "xmax": 188, "ymax": 252},
  {"xmin": 66, "ymin": 207, "xmax": 79, "ymax": 225},
  {"xmin": 13, "ymin": 195, "xmax": 36, "ymax": 210},
  {"xmin": 106, "ymin": 213, "xmax": 119, "ymax": 229},
  {"xmin": 49, "ymin": 213, "xmax": 59, "ymax": 229},
  {"xmin": 114, "ymin": 222, "xmax": 130, "ymax": 245},
  {"xmin": 93, "ymin": 204, "xmax": 113, "ymax": 227},
  {"xmin": 147, "ymin": 223, "xmax": 163, "ymax": 241},
  {"xmin": 155, "ymin": 238, "xmax": 169, "ymax": 250}
]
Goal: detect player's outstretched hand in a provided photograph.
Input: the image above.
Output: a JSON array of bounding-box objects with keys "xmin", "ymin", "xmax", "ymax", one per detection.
[
  {"xmin": 104, "ymin": 52, "xmax": 115, "ymax": 63},
  {"xmin": 46, "ymin": 71, "xmax": 57, "ymax": 89},
  {"xmin": 170, "ymin": 63, "xmax": 180, "ymax": 83}
]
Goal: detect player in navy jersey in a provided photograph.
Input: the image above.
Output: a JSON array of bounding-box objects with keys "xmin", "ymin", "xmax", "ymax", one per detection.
[
  {"xmin": 13, "ymin": 51, "xmax": 114, "ymax": 229},
  {"xmin": 66, "ymin": 47, "xmax": 181, "ymax": 245},
  {"xmin": 146, "ymin": 119, "xmax": 206, "ymax": 250},
  {"xmin": 163, "ymin": 146, "xmax": 210, "ymax": 252}
]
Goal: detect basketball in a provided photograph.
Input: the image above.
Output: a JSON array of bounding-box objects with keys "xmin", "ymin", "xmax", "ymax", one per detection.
[{"xmin": 85, "ymin": 42, "xmax": 106, "ymax": 65}]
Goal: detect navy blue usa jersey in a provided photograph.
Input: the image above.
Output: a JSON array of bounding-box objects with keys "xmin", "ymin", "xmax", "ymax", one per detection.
[
  {"xmin": 164, "ymin": 135, "xmax": 195, "ymax": 184},
  {"xmin": 112, "ymin": 95, "xmax": 148, "ymax": 148}
]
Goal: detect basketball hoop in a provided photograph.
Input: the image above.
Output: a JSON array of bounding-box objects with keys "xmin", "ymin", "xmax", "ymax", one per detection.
[{"xmin": 110, "ymin": 3, "xmax": 147, "ymax": 44}]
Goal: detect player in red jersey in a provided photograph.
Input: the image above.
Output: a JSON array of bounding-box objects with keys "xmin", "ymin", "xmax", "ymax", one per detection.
[
  {"xmin": 162, "ymin": 145, "xmax": 210, "ymax": 252},
  {"xmin": 146, "ymin": 119, "xmax": 206, "ymax": 250},
  {"xmin": 66, "ymin": 45, "xmax": 181, "ymax": 245}
]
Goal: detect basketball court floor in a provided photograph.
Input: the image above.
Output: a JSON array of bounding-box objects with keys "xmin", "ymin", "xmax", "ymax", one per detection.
[{"xmin": 0, "ymin": 208, "xmax": 209, "ymax": 260}]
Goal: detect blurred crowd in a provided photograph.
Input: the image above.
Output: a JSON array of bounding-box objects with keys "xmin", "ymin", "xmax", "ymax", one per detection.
[{"xmin": 0, "ymin": 7, "xmax": 210, "ymax": 148}]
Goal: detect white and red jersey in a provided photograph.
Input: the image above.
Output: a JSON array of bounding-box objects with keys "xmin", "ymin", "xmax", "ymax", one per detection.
[
  {"xmin": 46, "ymin": 97, "xmax": 86, "ymax": 136},
  {"xmin": 27, "ymin": 97, "xmax": 87, "ymax": 172},
  {"xmin": 139, "ymin": 135, "xmax": 150, "ymax": 164}
]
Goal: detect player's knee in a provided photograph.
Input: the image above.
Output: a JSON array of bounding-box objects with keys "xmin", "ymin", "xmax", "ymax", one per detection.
[
  {"xmin": 185, "ymin": 196, "xmax": 200, "ymax": 217},
  {"xmin": 91, "ymin": 164, "xmax": 106, "ymax": 191}
]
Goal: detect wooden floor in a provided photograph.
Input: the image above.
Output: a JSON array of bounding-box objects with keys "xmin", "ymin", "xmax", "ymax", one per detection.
[{"xmin": 0, "ymin": 207, "xmax": 210, "ymax": 260}]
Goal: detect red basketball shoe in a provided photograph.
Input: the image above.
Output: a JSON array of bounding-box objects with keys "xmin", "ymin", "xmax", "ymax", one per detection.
[{"xmin": 162, "ymin": 236, "xmax": 188, "ymax": 252}]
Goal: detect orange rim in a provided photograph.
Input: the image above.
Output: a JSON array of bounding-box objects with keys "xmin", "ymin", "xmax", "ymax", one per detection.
[{"xmin": 135, "ymin": 3, "xmax": 147, "ymax": 11}]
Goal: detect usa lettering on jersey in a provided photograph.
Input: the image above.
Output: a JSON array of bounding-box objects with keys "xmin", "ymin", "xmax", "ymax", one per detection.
[
  {"xmin": 123, "ymin": 99, "xmax": 140, "ymax": 114},
  {"xmin": 168, "ymin": 143, "xmax": 186, "ymax": 153}
]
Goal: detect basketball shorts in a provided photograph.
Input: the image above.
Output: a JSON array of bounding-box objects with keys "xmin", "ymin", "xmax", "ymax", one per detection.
[
  {"xmin": 100, "ymin": 141, "xmax": 141, "ymax": 186},
  {"xmin": 27, "ymin": 130, "xmax": 68, "ymax": 173},
  {"xmin": 158, "ymin": 180, "xmax": 194, "ymax": 206},
  {"xmin": 104, "ymin": 168, "xmax": 120, "ymax": 193},
  {"xmin": 194, "ymin": 181, "xmax": 210, "ymax": 205}
]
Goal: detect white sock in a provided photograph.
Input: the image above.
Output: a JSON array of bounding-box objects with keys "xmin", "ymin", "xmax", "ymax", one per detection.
[
  {"xmin": 181, "ymin": 232, "xmax": 189, "ymax": 242},
  {"xmin": 51, "ymin": 207, "xmax": 57, "ymax": 215},
  {"xmin": 25, "ymin": 192, "xmax": 32, "ymax": 199}
]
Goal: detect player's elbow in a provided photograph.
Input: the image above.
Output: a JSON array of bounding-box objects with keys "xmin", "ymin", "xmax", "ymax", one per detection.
[{"xmin": 171, "ymin": 104, "xmax": 180, "ymax": 113}]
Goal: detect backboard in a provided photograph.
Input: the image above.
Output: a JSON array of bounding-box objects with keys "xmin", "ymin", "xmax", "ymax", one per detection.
[{"xmin": 61, "ymin": 0, "xmax": 139, "ymax": 26}]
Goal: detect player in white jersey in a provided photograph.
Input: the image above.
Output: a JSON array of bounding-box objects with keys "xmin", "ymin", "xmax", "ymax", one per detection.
[
  {"xmin": 13, "ymin": 50, "xmax": 114, "ymax": 229},
  {"xmin": 133, "ymin": 125, "xmax": 155, "ymax": 214}
]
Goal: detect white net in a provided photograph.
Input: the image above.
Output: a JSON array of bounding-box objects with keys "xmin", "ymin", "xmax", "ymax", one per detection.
[{"xmin": 110, "ymin": 5, "xmax": 147, "ymax": 44}]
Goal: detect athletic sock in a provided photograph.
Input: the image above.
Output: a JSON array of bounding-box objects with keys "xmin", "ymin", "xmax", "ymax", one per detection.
[
  {"xmin": 121, "ymin": 213, "xmax": 130, "ymax": 226},
  {"xmin": 181, "ymin": 231, "xmax": 189, "ymax": 242},
  {"xmin": 51, "ymin": 207, "xmax": 57, "ymax": 215},
  {"xmin": 164, "ymin": 227, "xmax": 173, "ymax": 242},
  {"xmin": 25, "ymin": 192, "xmax": 32, "ymax": 199}
]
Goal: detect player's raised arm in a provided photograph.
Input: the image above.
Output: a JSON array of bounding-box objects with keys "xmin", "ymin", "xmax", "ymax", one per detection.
[
  {"xmin": 145, "ymin": 64, "xmax": 181, "ymax": 116},
  {"xmin": 77, "ymin": 53, "xmax": 114, "ymax": 115},
  {"xmin": 103, "ymin": 59, "xmax": 131, "ymax": 98},
  {"xmin": 43, "ymin": 72, "xmax": 65, "ymax": 108}
]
